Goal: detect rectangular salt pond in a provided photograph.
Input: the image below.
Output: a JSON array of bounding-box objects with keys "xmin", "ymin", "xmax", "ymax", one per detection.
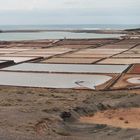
[
  {"xmin": 0, "ymin": 72, "xmax": 115, "ymax": 90},
  {"xmin": 113, "ymin": 53, "xmax": 140, "ymax": 58},
  {"xmin": 0, "ymin": 49, "xmax": 31, "ymax": 54},
  {"xmin": 100, "ymin": 45, "xmax": 133, "ymax": 49},
  {"xmin": 75, "ymin": 49, "xmax": 125, "ymax": 55},
  {"xmin": 6, "ymin": 53, "xmax": 54, "ymax": 57},
  {"xmin": 2, "ymin": 63, "xmax": 129, "ymax": 74},
  {"xmin": 61, "ymin": 53, "xmax": 112, "ymax": 58},
  {"xmin": 98, "ymin": 58, "xmax": 140, "ymax": 65},
  {"xmin": 56, "ymin": 45, "xmax": 91, "ymax": 49},
  {"xmin": 42, "ymin": 57, "xmax": 99, "ymax": 64}
]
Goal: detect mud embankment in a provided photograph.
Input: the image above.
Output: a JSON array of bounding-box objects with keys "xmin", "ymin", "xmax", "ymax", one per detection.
[{"xmin": 0, "ymin": 29, "xmax": 127, "ymax": 34}]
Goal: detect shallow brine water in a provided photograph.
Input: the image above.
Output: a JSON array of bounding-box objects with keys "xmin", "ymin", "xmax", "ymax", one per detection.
[
  {"xmin": 2, "ymin": 63, "xmax": 129, "ymax": 74},
  {"xmin": 0, "ymin": 72, "xmax": 112, "ymax": 89}
]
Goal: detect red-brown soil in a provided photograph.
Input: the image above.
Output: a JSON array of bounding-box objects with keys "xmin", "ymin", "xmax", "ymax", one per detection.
[{"xmin": 80, "ymin": 108, "xmax": 140, "ymax": 129}]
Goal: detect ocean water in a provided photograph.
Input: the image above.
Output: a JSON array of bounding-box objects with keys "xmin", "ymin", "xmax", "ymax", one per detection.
[{"xmin": 0, "ymin": 24, "xmax": 139, "ymax": 41}]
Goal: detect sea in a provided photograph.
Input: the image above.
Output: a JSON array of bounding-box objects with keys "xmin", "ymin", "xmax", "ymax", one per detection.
[{"xmin": 0, "ymin": 24, "xmax": 139, "ymax": 41}]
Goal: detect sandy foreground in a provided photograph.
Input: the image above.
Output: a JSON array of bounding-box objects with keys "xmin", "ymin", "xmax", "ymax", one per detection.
[
  {"xmin": 0, "ymin": 87, "xmax": 139, "ymax": 140},
  {"xmin": 0, "ymin": 29, "xmax": 140, "ymax": 140}
]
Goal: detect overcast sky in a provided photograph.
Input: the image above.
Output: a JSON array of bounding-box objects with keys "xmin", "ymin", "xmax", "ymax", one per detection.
[{"xmin": 0, "ymin": 0, "xmax": 140, "ymax": 25}]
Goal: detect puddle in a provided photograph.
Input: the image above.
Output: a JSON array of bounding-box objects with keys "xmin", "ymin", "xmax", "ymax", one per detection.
[
  {"xmin": 0, "ymin": 72, "xmax": 113, "ymax": 90},
  {"xmin": 80, "ymin": 108, "xmax": 140, "ymax": 129},
  {"xmin": 2, "ymin": 63, "xmax": 129, "ymax": 74}
]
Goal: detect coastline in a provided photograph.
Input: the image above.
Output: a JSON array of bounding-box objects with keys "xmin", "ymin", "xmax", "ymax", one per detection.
[{"xmin": 0, "ymin": 29, "xmax": 127, "ymax": 34}]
